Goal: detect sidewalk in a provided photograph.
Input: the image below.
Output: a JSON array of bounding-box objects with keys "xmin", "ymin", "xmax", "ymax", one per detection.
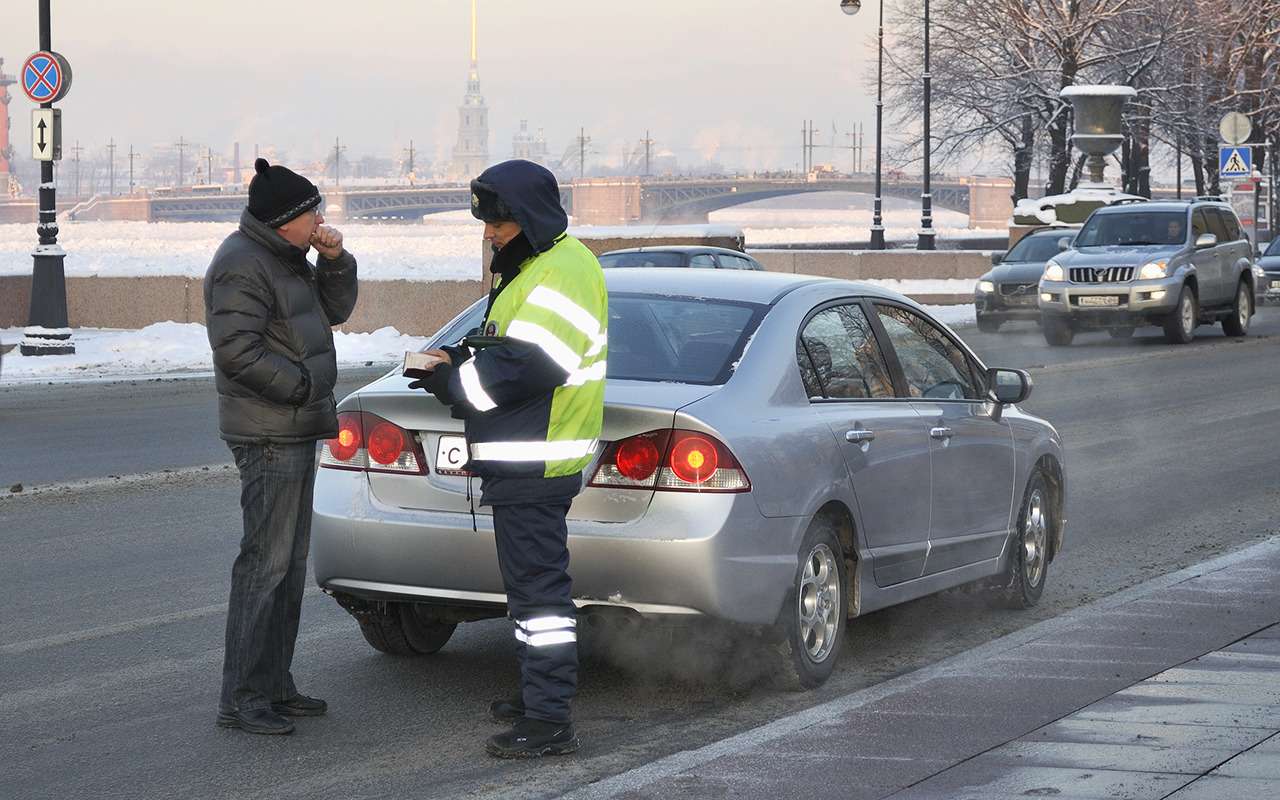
[{"xmin": 565, "ymin": 537, "xmax": 1280, "ymax": 800}]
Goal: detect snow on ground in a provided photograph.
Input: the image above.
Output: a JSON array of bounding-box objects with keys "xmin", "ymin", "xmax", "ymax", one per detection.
[
  {"xmin": 0, "ymin": 204, "xmax": 1000, "ymax": 280},
  {"xmin": 0, "ymin": 323, "xmax": 426, "ymax": 382},
  {"xmin": 0, "ymin": 305, "xmax": 977, "ymax": 383},
  {"xmin": 0, "ymin": 213, "xmax": 484, "ymax": 281}
]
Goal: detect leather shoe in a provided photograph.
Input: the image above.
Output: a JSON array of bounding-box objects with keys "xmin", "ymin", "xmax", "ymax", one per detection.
[
  {"xmin": 489, "ymin": 694, "xmax": 525, "ymax": 724},
  {"xmin": 486, "ymin": 718, "xmax": 579, "ymax": 758},
  {"xmin": 215, "ymin": 707, "xmax": 295, "ymax": 735},
  {"xmin": 272, "ymin": 693, "xmax": 328, "ymax": 717}
]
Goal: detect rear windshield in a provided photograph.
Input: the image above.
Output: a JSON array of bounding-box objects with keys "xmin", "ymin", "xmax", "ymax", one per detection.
[
  {"xmin": 1075, "ymin": 211, "xmax": 1188, "ymax": 247},
  {"xmin": 1005, "ymin": 234, "xmax": 1067, "ymax": 263},
  {"xmin": 598, "ymin": 252, "xmax": 687, "ymax": 268},
  {"xmin": 430, "ymin": 294, "xmax": 765, "ymax": 386}
]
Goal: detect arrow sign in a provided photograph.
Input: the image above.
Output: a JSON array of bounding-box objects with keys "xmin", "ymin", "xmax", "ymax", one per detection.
[{"xmin": 31, "ymin": 109, "xmax": 62, "ymax": 162}]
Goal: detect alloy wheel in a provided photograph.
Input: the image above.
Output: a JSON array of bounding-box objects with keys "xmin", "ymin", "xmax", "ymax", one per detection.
[
  {"xmin": 1181, "ymin": 292, "xmax": 1195, "ymax": 335},
  {"xmin": 797, "ymin": 543, "xmax": 841, "ymax": 663},
  {"xmin": 1022, "ymin": 489, "xmax": 1048, "ymax": 589}
]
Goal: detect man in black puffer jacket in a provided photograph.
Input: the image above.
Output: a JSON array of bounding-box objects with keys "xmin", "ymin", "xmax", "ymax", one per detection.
[{"xmin": 204, "ymin": 158, "xmax": 357, "ymax": 736}]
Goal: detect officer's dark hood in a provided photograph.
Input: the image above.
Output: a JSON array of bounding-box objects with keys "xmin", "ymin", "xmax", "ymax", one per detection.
[{"xmin": 471, "ymin": 160, "xmax": 568, "ymax": 254}]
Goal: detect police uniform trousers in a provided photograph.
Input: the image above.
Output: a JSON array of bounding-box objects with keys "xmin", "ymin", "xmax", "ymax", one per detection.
[{"xmin": 492, "ymin": 500, "xmax": 578, "ymax": 724}]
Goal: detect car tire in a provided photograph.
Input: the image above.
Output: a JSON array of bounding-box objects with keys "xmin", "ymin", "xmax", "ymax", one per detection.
[
  {"xmin": 770, "ymin": 521, "xmax": 847, "ymax": 691},
  {"xmin": 1222, "ymin": 280, "xmax": 1252, "ymax": 337},
  {"xmin": 988, "ymin": 472, "xmax": 1052, "ymax": 609},
  {"xmin": 1042, "ymin": 315, "xmax": 1074, "ymax": 346},
  {"xmin": 1163, "ymin": 286, "xmax": 1198, "ymax": 344},
  {"xmin": 357, "ymin": 602, "xmax": 457, "ymax": 656},
  {"xmin": 977, "ymin": 315, "xmax": 1002, "ymax": 333},
  {"xmin": 1108, "ymin": 327, "xmax": 1135, "ymax": 339}
]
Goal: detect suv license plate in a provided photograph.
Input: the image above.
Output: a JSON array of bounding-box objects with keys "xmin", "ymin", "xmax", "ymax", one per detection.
[
  {"xmin": 1079, "ymin": 295, "xmax": 1119, "ymax": 307},
  {"xmin": 435, "ymin": 435, "xmax": 470, "ymax": 475}
]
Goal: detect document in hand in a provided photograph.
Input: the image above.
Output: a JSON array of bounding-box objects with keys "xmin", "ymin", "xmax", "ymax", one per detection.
[{"xmin": 403, "ymin": 351, "xmax": 445, "ymax": 380}]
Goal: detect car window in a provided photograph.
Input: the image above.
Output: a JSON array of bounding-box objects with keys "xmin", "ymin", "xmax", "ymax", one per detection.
[
  {"xmin": 1191, "ymin": 210, "xmax": 1210, "ymax": 240},
  {"xmin": 1204, "ymin": 209, "xmax": 1231, "ymax": 242},
  {"xmin": 1004, "ymin": 234, "xmax": 1065, "ymax": 262},
  {"xmin": 429, "ymin": 300, "xmax": 487, "ymax": 349},
  {"xmin": 874, "ymin": 305, "xmax": 981, "ymax": 401},
  {"xmin": 797, "ymin": 304, "xmax": 894, "ymax": 400},
  {"xmin": 598, "ymin": 252, "xmax": 687, "ymax": 268},
  {"xmin": 689, "ymin": 254, "xmax": 717, "ymax": 268},
  {"xmin": 718, "ymin": 253, "xmax": 755, "ymax": 270},
  {"xmin": 1266, "ymin": 238, "xmax": 1280, "ymax": 257},
  {"xmin": 609, "ymin": 294, "xmax": 763, "ymax": 384},
  {"xmin": 1215, "ymin": 209, "xmax": 1244, "ymax": 242},
  {"xmin": 1075, "ymin": 211, "xmax": 1187, "ymax": 247}
]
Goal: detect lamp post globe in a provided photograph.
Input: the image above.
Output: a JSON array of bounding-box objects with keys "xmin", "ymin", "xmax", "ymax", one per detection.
[{"xmin": 840, "ymin": 0, "xmax": 862, "ymax": 14}]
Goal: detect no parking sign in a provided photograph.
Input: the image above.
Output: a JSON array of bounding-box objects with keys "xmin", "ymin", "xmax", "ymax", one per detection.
[{"xmin": 21, "ymin": 50, "xmax": 72, "ymax": 104}]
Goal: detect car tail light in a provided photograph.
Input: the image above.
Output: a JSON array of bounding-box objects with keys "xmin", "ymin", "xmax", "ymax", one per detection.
[
  {"xmin": 321, "ymin": 412, "xmax": 426, "ymax": 474},
  {"xmin": 589, "ymin": 429, "xmax": 749, "ymax": 492}
]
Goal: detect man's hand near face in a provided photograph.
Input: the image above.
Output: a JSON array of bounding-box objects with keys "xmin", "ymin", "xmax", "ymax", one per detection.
[{"xmin": 311, "ymin": 225, "xmax": 345, "ymax": 260}]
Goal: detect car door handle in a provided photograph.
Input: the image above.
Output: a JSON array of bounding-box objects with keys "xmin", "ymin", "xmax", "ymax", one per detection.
[
  {"xmin": 930, "ymin": 427, "xmax": 954, "ymax": 440},
  {"xmin": 845, "ymin": 429, "xmax": 876, "ymax": 443}
]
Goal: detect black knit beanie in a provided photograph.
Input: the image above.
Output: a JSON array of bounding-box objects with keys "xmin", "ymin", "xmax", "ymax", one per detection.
[{"xmin": 248, "ymin": 158, "xmax": 322, "ymax": 227}]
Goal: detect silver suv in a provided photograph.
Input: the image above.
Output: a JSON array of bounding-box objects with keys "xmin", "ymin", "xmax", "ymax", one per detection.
[{"xmin": 1038, "ymin": 201, "xmax": 1256, "ymax": 345}]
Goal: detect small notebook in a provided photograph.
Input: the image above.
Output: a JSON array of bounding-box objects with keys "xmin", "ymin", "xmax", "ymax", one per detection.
[{"xmin": 402, "ymin": 351, "xmax": 445, "ymax": 380}]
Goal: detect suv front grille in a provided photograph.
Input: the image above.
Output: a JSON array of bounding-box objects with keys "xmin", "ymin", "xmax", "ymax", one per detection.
[{"xmin": 1070, "ymin": 266, "xmax": 1135, "ymax": 283}]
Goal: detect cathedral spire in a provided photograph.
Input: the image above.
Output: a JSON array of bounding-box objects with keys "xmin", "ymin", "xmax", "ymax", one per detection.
[{"xmin": 470, "ymin": 0, "xmax": 477, "ymax": 66}]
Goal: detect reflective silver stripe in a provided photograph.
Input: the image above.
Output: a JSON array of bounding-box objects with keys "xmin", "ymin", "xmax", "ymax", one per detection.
[
  {"xmin": 470, "ymin": 439, "xmax": 598, "ymax": 462},
  {"xmin": 458, "ymin": 360, "xmax": 497, "ymax": 412},
  {"xmin": 566, "ymin": 360, "xmax": 606, "ymax": 386},
  {"xmin": 518, "ymin": 616, "xmax": 577, "ymax": 633},
  {"xmin": 507, "ymin": 319, "xmax": 583, "ymax": 375},
  {"xmin": 514, "ymin": 629, "xmax": 578, "ymax": 647},
  {"xmin": 528, "ymin": 286, "xmax": 607, "ymax": 356}
]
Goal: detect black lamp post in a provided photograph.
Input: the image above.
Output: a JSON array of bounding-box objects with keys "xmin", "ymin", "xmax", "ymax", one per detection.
[
  {"xmin": 918, "ymin": 0, "xmax": 936, "ymax": 250},
  {"xmin": 841, "ymin": 0, "xmax": 887, "ymax": 250}
]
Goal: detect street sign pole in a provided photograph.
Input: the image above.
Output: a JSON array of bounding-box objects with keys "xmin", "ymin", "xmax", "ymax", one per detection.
[{"xmin": 20, "ymin": 0, "xmax": 73, "ymax": 356}]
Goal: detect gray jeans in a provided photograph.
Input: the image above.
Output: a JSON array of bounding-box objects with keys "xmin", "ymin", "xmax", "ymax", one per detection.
[{"xmin": 220, "ymin": 441, "xmax": 317, "ymax": 712}]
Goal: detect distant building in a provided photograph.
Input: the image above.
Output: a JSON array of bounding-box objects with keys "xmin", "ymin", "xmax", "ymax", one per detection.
[
  {"xmin": 449, "ymin": 0, "xmax": 489, "ymax": 181},
  {"xmin": 511, "ymin": 120, "xmax": 549, "ymax": 165}
]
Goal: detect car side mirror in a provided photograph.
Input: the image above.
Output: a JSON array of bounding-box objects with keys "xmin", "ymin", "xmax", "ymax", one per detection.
[
  {"xmin": 1195, "ymin": 233, "xmax": 1217, "ymax": 250},
  {"xmin": 1057, "ymin": 237, "xmax": 1072, "ymax": 252},
  {"xmin": 990, "ymin": 251, "xmax": 1005, "ymax": 265},
  {"xmin": 988, "ymin": 367, "xmax": 1033, "ymax": 406}
]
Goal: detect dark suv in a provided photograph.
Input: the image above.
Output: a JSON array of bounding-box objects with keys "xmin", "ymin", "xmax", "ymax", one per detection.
[{"xmin": 1038, "ymin": 201, "xmax": 1256, "ymax": 345}]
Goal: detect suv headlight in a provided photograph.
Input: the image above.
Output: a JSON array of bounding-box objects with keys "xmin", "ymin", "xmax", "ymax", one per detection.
[
  {"xmin": 1043, "ymin": 260, "xmax": 1064, "ymax": 282},
  {"xmin": 977, "ymin": 280, "xmax": 995, "ymax": 293},
  {"xmin": 1138, "ymin": 260, "xmax": 1168, "ymax": 280}
]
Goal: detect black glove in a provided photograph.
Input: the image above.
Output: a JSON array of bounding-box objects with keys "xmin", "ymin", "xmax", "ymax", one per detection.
[{"xmin": 407, "ymin": 362, "xmax": 458, "ymax": 405}]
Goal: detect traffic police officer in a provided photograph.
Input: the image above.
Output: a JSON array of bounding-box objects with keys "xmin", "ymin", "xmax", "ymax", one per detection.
[{"xmin": 411, "ymin": 159, "xmax": 607, "ymax": 758}]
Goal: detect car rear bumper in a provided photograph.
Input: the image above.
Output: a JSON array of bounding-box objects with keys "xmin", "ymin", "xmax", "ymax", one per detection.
[{"xmin": 311, "ymin": 467, "xmax": 798, "ymax": 626}]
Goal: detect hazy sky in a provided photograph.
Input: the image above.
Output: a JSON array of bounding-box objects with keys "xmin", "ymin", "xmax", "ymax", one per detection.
[{"xmin": 1, "ymin": 0, "xmax": 925, "ymax": 174}]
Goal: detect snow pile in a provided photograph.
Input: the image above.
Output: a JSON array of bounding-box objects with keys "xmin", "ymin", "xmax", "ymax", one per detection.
[
  {"xmin": 0, "ymin": 323, "xmax": 427, "ymax": 382},
  {"xmin": 1013, "ymin": 186, "xmax": 1144, "ymax": 225}
]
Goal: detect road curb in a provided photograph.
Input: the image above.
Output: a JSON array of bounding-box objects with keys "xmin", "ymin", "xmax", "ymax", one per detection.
[
  {"xmin": 558, "ymin": 534, "xmax": 1280, "ymax": 800},
  {"xmin": 1, "ymin": 462, "xmax": 236, "ymax": 502}
]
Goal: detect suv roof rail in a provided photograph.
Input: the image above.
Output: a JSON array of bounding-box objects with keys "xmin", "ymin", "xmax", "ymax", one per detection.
[
  {"xmin": 1111, "ymin": 197, "xmax": 1149, "ymax": 206},
  {"xmin": 1194, "ymin": 194, "xmax": 1229, "ymax": 204}
]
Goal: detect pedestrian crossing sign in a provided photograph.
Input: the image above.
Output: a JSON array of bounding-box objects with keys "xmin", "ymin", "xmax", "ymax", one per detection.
[{"xmin": 1219, "ymin": 146, "xmax": 1252, "ymax": 178}]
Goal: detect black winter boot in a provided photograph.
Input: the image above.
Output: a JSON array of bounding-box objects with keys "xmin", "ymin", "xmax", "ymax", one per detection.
[
  {"xmin": 489, "ymin": 694, "xmax": 525, "ymax": 724},
  {"xmin": 485, "ymin": 718, "xmax": 579, "ymax": 758}
]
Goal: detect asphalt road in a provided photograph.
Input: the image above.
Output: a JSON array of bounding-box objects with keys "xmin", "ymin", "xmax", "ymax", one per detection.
[{"xmin": 3, "ymin": 311, "xmax": 1279, "ymax": 800}]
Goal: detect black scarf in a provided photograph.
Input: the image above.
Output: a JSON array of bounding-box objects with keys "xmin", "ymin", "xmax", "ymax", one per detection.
[{"xmin": 483, "ymin": 232, "xmax": 536, "ymax": 321}]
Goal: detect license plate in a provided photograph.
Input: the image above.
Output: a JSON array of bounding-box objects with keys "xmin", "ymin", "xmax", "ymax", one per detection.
[
  {"xmin": 1006, "ymin": 294, "xmax": 1036, "ymax": 306},
  {"xmin": 435, "ymin": 435, "xmax": 470, "ymax": 475},
  {"xmin": 1270, "ymin": 280, "xmax": 1280, "ymax": 291},
  {"xmin": 1079, "ymin": 295, "xmax": 1119, "ymax": 307}
]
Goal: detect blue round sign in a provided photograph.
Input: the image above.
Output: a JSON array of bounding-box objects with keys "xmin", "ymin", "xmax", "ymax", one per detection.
[{"xmin": 21, "ymin": 51, "xmax": 71, "ymax": 104}]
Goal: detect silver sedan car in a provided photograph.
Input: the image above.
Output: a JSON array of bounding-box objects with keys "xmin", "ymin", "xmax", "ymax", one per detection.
[{"xmin": 313, "ymin": 270, "xmax": 1066, "ymax": 688}]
